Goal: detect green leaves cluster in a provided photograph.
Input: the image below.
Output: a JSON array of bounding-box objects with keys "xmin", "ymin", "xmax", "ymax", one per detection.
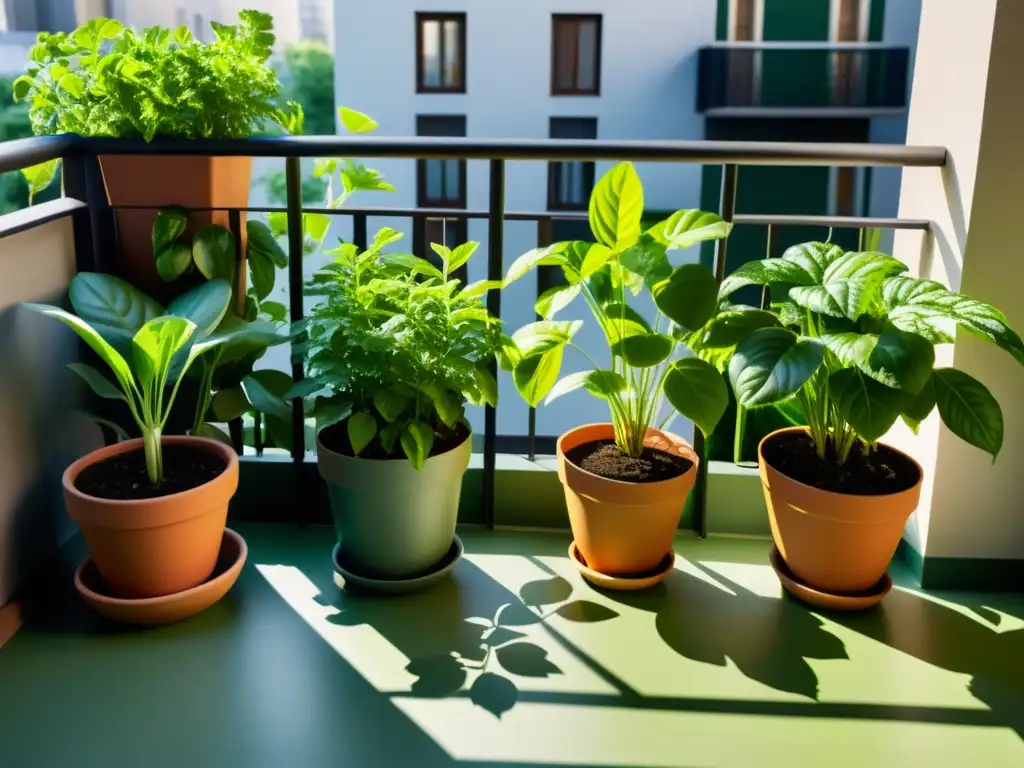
[
  {"xmin": 25, "ymin": 273, "xmax": 285, "ymax": 483},
  {"xmin": 505, "ymin": 162, "xmax": 733, "ymax": 456},
  {"xmin": 291, "ymin": 231, "xmax": 506, "ymax": 469},
  {"xmin": 13, "ymin": 12, "xmax": 301, "ymax": 141},
  {"xmin": 720, "ymin": 241, "xmax": 1023, "ymax": 462}
]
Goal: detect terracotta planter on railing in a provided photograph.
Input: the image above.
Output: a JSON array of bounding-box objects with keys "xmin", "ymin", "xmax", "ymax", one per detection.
[{"xmin": 100, "ymin": 155, "xmax": 252, "ymax": 300}]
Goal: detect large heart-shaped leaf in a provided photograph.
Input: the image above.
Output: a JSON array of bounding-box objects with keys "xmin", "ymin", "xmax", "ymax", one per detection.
[
  {"xmin": 780, "ymin": 241, "xmax": 845, "ymax": 282},
  {"xmin": 156, "ymin": 243, "xmax": 192, "ymax": 281},
  {"xmin": 790, "ymin": 277, "xmax": 882, "ymax": 320},
  {"xmin": 535, "ymin": 283, "xmax": 581, "ymax": 319},
  {"xmin": 167, "ymin": 279, "xmax": 231, "ymax": 338},
  {"xmin": 589, "ymin": 162, "xmax": 643, "ymax": 251},
  {"xmin": 729, "ymin": 328, "xmax": 824, "ymax": 407},
  {"xmin": 544, "ymin": 369, "xmax": 626, "ymax": 404},
  {"xmin": 511, "ymin": 320, "xmax": 582, "ymax": 357},
  {"xmin": 648, "ymin": 209, "xmax": 732, "ymax": 251},
  {"xmin": 829, "ymin": 368, "xmax": 905, "ymax": 443},
  {"xmin": 619, "ymin": 237, "xmax": 671, "ymax": 288},
  {"xmin": 514, "ymin": 346, "xmax": 566, "ymax": 407},
  {"xmin": 613, "ymin": 333, "xmax": 673, "ymax": 368},
  {"xmin": 347, "ymin": 411, "xmax": 378, "ymax": 455},
  {"xmin": 248, "ymin": 220, "xmax": 288, "ymax": 268},
  {"xmin": 373, "ymin": 387, "xmax": 410, "ymax": 423},
  {"xmin": 241, "ymin": 369, "xmax": 293, "ymax": 420},
  {"xmin": 718, "ymin": 258, "xmax": 815, "ymax": 299},
  {"xmin": 211, "ymin": 385, "xmax": 252, "ymax": 422},
  {"xmin": 701, "ymin": 308, "xmax": 781, "ymax": 348},
  {"xmin": 821, "ymin": 328, "xmax": 934, "ymax": 394},
  {"xmin": 152, "ymin": 209, "xmax": 187, "ymax": 257},
  {"xmin": 663, "ymin": 357, "xmax": 729, "ymax": 438},
  {"xmin": 69, "ymin": 273, "xmax": 164, "ymax": 351},
  {"xmin": 248, "ymin": 247, "xmax": 276, "ymax": 301},
  {"xmin": 822, "ymin": 250, "xmax": 909, "ymax": 282},
  {"xmin": 652, "ymin": 264, "xmax": 720, "ymax": 331},
  {"xmin": 579, "ymin": 244, "xmax": 614, "ymax": 280},
  {"xmin": 901, "ymin": 374, "xmax": 936, "ymax": 433},
  {"xmin": 932, "ymin": 368, "xmax": 1003, "ymax": 460},
  {"xmin": 193, "ymin": 225, "xmax": 235, "ymax": 282}
]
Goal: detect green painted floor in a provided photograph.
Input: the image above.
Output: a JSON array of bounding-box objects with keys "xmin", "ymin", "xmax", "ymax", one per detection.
[{"xmin": 2, "ymin": 525, "xmax": 1024, "ymax": 767}]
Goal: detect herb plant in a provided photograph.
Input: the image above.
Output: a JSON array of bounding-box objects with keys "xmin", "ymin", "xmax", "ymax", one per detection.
[
  {"xmin": 290, "ymin": 231, "xmax": 506, "ymax": 469},
  {"xmin": 13, "ymin": 12, "xmax": 301, "ymax": 141},
  {"xmin": 25, "ymin": 275, "xmax": 283, "ymax": 483},
  {"xmin": 718, "ymin": 241, "xmax": 1024, "ymax": 463},
  {"xmin": 505, "ymin": 162, "xmax": 733, "ymax": 457}
]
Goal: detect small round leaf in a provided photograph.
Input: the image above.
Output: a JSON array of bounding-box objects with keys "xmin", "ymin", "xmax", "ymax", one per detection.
[{"xmin": 614, "ymin": 333, "xmax": 673, "ymax": 368}]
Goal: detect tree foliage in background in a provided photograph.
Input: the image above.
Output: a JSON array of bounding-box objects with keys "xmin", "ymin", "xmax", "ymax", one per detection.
[
  {"xmin": 0, "ymin": 77, "xmax": 58, "ymax": 213},
  {"xmin": 281, "ymin": 41, "xmax": 335, "ymax": 136}
]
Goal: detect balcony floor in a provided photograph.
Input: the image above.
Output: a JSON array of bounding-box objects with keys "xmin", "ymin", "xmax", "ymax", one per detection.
[{"xmin": 1, "ymin": 524, "xmax": 1023, "ymax": 767}]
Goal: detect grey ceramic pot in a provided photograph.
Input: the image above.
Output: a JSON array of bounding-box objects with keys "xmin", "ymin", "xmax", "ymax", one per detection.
[{"xmin": 316, "ymin": 430, "xmax": 471, "ymax": 579}]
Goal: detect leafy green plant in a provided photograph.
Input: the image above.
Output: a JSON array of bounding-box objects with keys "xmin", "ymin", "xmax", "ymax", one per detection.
[
  {"xmin": 718, "ymin": 241, "xmax": 1024, "ymax": 462},
  {"xmin": 25, "ymin": 274, "xmax": 283, "ymax": 482},
  {"xmin": 505, "ymin": 162, "xmax": 733, "ymax": 457},
  {"xmin": 290, "ymin": 230, "xmax": 507, "ymax": 469},
  {"xmin": 13, "ymin": 12, "xmax": 301, "ymax": 141}
]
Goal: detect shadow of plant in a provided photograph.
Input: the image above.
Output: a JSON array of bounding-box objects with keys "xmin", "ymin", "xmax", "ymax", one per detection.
[{"xmin": 321, "ymin": 565, "xmax": 617, "ymax": 718}]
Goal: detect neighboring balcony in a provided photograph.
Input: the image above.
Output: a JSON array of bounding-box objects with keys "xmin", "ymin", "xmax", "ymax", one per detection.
[{"xmin": 697, "ymin": 42, "xmax": 911, "ymax": 117}]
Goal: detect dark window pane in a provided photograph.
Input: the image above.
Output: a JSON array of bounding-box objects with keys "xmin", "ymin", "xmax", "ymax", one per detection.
[
  {"xmin": 443, "ymin": 20, "xmax": 461, "ymax": 88},
  {"xmin": 425, "ymin": 159, "xmax": 444, "ymax": 200},
  {"xmin": 576, "ymin": 21, "xmax": 598, "ymax": 92},
  {"xmin": 422, "ymin": 20, "xmax": 441, "ymax": 87},
  {"xmin": 555, "ymin": 22, "xmax": 576, "ymax": 90}
]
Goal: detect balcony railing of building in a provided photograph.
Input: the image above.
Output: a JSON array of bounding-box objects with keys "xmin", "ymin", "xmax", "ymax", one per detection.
[
  {"xmin": 697, "ymin": 42, "xmax": 911, "ymax": 116},
  {"xmin": 0, "ymin": 134, "xmax": 945, "ymax": 538}
]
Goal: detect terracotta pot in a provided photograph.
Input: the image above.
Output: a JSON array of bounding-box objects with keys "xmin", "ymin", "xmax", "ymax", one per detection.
[
  {"xmin": 62, "ymin": 436, "xmax": 239, "ymax": 599},
  {"xmin": 99, "ymin": 155, "xmax": 252, "ymax": 301},
  {"xmin": 557, "ymin": 423, "xmax": 698, "ymax": 576},
  {"xmin": 758, "ymin": 427, "xmax": 923, "ymax": 595}
]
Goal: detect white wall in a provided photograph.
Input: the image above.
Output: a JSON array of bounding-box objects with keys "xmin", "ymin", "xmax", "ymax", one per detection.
[{"xmin": 321, "ymin": 0, "xmax": 716, "ymax": 443}]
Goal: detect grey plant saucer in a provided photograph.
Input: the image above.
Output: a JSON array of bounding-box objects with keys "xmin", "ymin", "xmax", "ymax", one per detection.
[{"xmin": 332, "ymin": 536, "xmax": 464, "ymax": 595}]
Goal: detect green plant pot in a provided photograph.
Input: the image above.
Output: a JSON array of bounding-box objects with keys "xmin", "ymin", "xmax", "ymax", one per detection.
[{"xmin": 316, "ymin": 431, "xmax": 471, "ymax": 580}]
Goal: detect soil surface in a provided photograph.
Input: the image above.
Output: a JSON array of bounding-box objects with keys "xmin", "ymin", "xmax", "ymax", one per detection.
[
  {"xmin": 320, "ymin": 418, "xmax": 470, "ymax": 461},
  {"xmin": 762, "ymin": 431, "xmax": 920, "ymax": 495},
  {"xmin": 566, "ymin": 439, "xmax": 692, "ymax": 483},
  {"xmin": 75, "ymin": 445, "xmax": 226, "ymax": 500}
]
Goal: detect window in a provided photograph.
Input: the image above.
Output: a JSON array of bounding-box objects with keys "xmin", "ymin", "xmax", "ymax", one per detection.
[
  {"xmin": 551, "ymin": 15, "xmax": 601, "ymax": 95},
  {"xmin": 417, "ymin": 13, "xmax": 466, "ymax": 93},
  {"xmin": 548, "ymin": 118, "xmax": 597, "ymax": 210},
  {"xmin": 417, "ymin": 115, "xmax": 467, "ymax": 208},
  {"xmin": 194, "ymin": 14, "xmax": 204, "ymax": 42}
]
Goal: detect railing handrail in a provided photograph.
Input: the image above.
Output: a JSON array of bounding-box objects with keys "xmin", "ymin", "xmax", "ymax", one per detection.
[
  {"xmin": 0, "ymin": 135, "xmax": 946, "ymax": 175},
  {"xmin": 704, "ymin": 41, "xmax": 909, "ymax": 51}
]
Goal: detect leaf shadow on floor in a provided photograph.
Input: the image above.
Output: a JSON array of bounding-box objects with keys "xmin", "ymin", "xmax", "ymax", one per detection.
[{"xmin": 313, "ymin": 558, "xmax": 618, "ymax": 719}]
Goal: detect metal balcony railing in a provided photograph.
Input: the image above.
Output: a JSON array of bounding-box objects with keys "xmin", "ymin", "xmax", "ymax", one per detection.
[
  {"xmin": 0, "ymin": 134, "xmax": 945, "ymax": 535},
  {"xmin": 697, "ymin": 42, "xmax": 911, "ymax": 115}
]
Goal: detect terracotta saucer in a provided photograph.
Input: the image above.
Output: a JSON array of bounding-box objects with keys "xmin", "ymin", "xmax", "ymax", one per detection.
[
  {"xmin": 769, "ymin": 544, "xmax": 891, "ymax": 611},
  {"xmin": 569, "ymin": 541, "xmax": 675, "ymax": 591},
  {"xmin": 332, "ymin": 536, "xmax": 463, "ymax": 595},
  {"xmin": 74, "ymin": 528, "xmax": 247, "ymax": 625}
]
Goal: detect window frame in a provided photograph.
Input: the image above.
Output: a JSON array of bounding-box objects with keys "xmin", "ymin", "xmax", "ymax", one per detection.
[
  {"xmin": 547, "ymin": 117, "xmax": 597, "ymax": 211},
  {"xmin": 416, "ymin": 115, "xmax": 468, "ymax": 209},
  {"xmin": 416, "ymin": 12, "xmax": 467, "ymax": 94},
  {"xmin": 551, "ymin": 14, "xmax": 603, "ymax": 96}
]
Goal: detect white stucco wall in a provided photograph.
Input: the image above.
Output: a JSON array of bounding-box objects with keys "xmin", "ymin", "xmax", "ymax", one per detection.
[{"xmin": 310, "ymin": 0, "xmax": 716, "ymax": 442}]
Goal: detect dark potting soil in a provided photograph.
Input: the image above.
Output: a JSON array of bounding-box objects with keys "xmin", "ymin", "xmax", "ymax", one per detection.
[
  {"xmin": 319, "ymin": 418, "xmax": 470, "ymax": 461},
  {"xmin": 566, "ymin": 439, "xmax": 693, "ymax": 483},
  {"xmin": 75, "ymin": 445, "xmax": 226, "ymax": 500},
  {"xmin": 762, "ymin": 431, "xmax": 920, "ymax": 495}
]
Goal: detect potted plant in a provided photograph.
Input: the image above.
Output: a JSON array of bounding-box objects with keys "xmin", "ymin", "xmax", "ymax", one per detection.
[
  {"xmin": 25, "ymin": 273, "xmax": 282, "ymax": 599},
  {"xmin": 13, "ymin": 12, "xmax": 302, "ymax": 296},
  {"xmin": 504, "ymin": 162, "xmax": 733, "ymax": 581},
  {"xmin": 289, "ymin": 231, "xmax": 506, "ymax": 581},
  {"xmin": 717, "ymin": 240, "xmax": 1024, "ymax": 599}
]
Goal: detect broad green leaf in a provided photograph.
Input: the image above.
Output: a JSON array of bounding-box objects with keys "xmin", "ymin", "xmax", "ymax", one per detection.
[
  {"xmin": 193, "ymin": 226, "xmax": 235, "ymax": 282},
  {"xmin": 312, "ymin": 393, "xmax": 354, "ymax": 431},
  {"xmin": 535, "ymin": 283, "xmax": 581, "ymax": 319},
  {"xmin": 664, "ymin": 357, "xmax": 729, "ymax": 438},
  {"xmin": 513, "ymin": 346, "xmax": 565, "ymax": 407},
  {"xmin": 132, "ymin": 316, "xmax": 196, "ymax": 392},
  {"xmin": 729, "ymin": 328, "xmax": 824, "ymax": 407},
  {"xmin": 433, "ymin": 391, "xmax": 464, "ymax": 429},
  {"xmin": 579, "ymin": 244, "xmax": 614, "ymax": 280},
  {"xmin": 373, "ymin": 388, "xmax": 409, "ymax": 423},
  {"xmin": 461, "ymin": 280, "xmax": 503, "ymax": 299},
  {"xmin": 652, "ymin": 264, "xmax": 719, "ymax": 331},
  {"xmin": 58, "ymin": 72, "xmax": 85, "ymax": 97},
  {"xmin": 339, "ymin": 107, "xmax": 379, "ymax": 133},
  {"xmin": 619, "ymin": 237, "xmax": 671, "ymax": 287},
  {"xmin": 589, "ymin": 162, "xmax": 643, "ymax": 251},
  {"xmin": 701, "ymin": 309, "xmax": 781, "ymax": 348},
  {"xmin": 603, "ymin": 302, "xmax": 651, "ymax": 332},
  {"xmin": 545, "ymin": 369, "xmax": 626, "ymax": 404},
  {"xmin": 167, "ymin": 279, "xmax": 231, "ymax": 338},
  {"xmin": 448, "ymin": 241, "xmax": 478, "ymax": 273},
  {"xmin": 284, "ymin": 377, "xmax": 334, "ymax": 402},
  {"xmin": 381, "ymin": 253, "xmax": 444, "ymax": 281},
  {"xmin": 248, "ymin": 220, "xmax": 288, "ymax": 268},
  {"xmin": 156, "ymin": 243, "xmax": 192, "ymax": 281},
  {"xmin": 211, "ymin": 385, "xmax": 252, "ymax": 421},
  {"xmin": 718, "ymin": 258, "xmax": 815, "ymax": 298},
  {"xmin": 241, "ymin": 370, "xmax": 293, "ymax": 420},
  {"xmin": 822, "ymin": 250, "xmax": 908, "ymax": 282},
  {"xmin": 933, "ymin": 368, "xmax": 1003, "ymax": 460},
  {"xmin": 196, "ymin": 422, "xmax": 233, "ymax": 445},
  {"xmin": 474, "ymin": 368, "xmax": 498, "ymax": 407},
  {"xmin": 22, "ymin": 159, "xmax": 60, "ymax": 204},
  {"xmin": 614, "ymin": 333, "xmax": 673, "ymax": 368},
  {"xmin": 304, "ymin": 213, "xmax": 331, "ymax": 245},
  {"xmin": 67, "ymin": 362, "xmax": 125, "ymax": 400},
  {"xmin": 781, "ymin": 241, "xmax": 845, "ymax": 282},
  {"xmin": 901, "ymin": 374, "xmax": 936, "ymax": 434},
  {"xmin": 69, "ymin": 273, "xmax": 164, "ymax": 350},
  {"xmin": 152, "ymin": 209, "xmax": 187, "ymax": 256},
  {"xmin": 649, "ymin": 209, "xmax": 732, "ymax": 251},
  {"xmin": 504, "ymin": 244, "xmax": 568, "ymax": 286},
  {"xmin": 512, "ymin": 320, "xmax": 582, "ymax": 357},
  {"xmin": 11, "ymin": 75, "xmax": 32, "ymax": 101},
  {"xmin": 829, "ymin": 368, "xmax": 905, "ymax": 443},
  {"xmin": 347, "ymin": 411, "xmax": 377, "ymax": 455},
  {"xmin": 609, "ymin": 259, "xmax": 644, "ymax": 295},
  {"xmin": 401, "ymin": 420, "xmax": 435, "ymax": 470},
  {"xmin": 821, "ymin": 328, "xmax": 934, "ymax": 394},
  {"xmin": 790, "ymin": 277, "xmax": 881, "ymax": 320},
  {"xmin": 24, "ymin": 304, "xmax": 134, "ymax": 393},
  {"xmin": 248, "ymin": 246, "xmax": 275, "ymax": 301},
  {"xmin": 260, "ymin": 301, "xmax": 288, "ymax": 322}
]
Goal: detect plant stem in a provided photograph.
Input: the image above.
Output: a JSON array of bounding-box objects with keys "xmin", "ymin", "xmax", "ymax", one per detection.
[
  {"xmin": 733, "ymin": 405, "xmax": 747, "ymax": 464},
  {"xmin": 143, "ymin": 426, "xmax": 163, "ymax": 484}
]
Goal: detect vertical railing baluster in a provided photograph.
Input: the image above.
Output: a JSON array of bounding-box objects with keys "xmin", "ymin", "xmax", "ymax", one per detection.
[
  {"xmin": 62, "ymin": 153, "xmax": 111, "ymax": 273},
  {"xmin": 761, "ymin": 222, "xmax": 778, "ymax": 310},
  {"xmin": 286, "ymin": 157, "xmax": 305, "ymax": 523},
  {"xmin": 227, "ymin": 207, "xmax": 246, "ymax": 455},
  {"xmin": 353, "ymin": 212, "xmax": 367, "ymax": 250},
  {"xmin": 253, "ymin": 411, "xmax": 264, "ymax": 456},
  {"xmin": 693, "ymin": 163, "xmax": 738, "ymax": 539},
  {"xmin": 530, "ymin": 216, "xmax": 553, "ymax": 462},
  {"xmin": 482, "ymin": 159, "xmax": 505, "ymax": 530}
]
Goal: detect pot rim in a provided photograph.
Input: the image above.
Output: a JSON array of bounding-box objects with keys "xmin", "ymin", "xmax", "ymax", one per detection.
[
  {"xmin": 62, "ymin": 435, "xmax": 239, "ymax": 507},
  {"xmin": 758, "ymin": 426, "xmax": 925, "ymax": 499},
  {"xmin": 316, "ymin": 424, "xmax": 473, "ymax": 464},
  {"xmin": 557, "ymin": 422, "xmax": 699, "ymax": 489}
]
